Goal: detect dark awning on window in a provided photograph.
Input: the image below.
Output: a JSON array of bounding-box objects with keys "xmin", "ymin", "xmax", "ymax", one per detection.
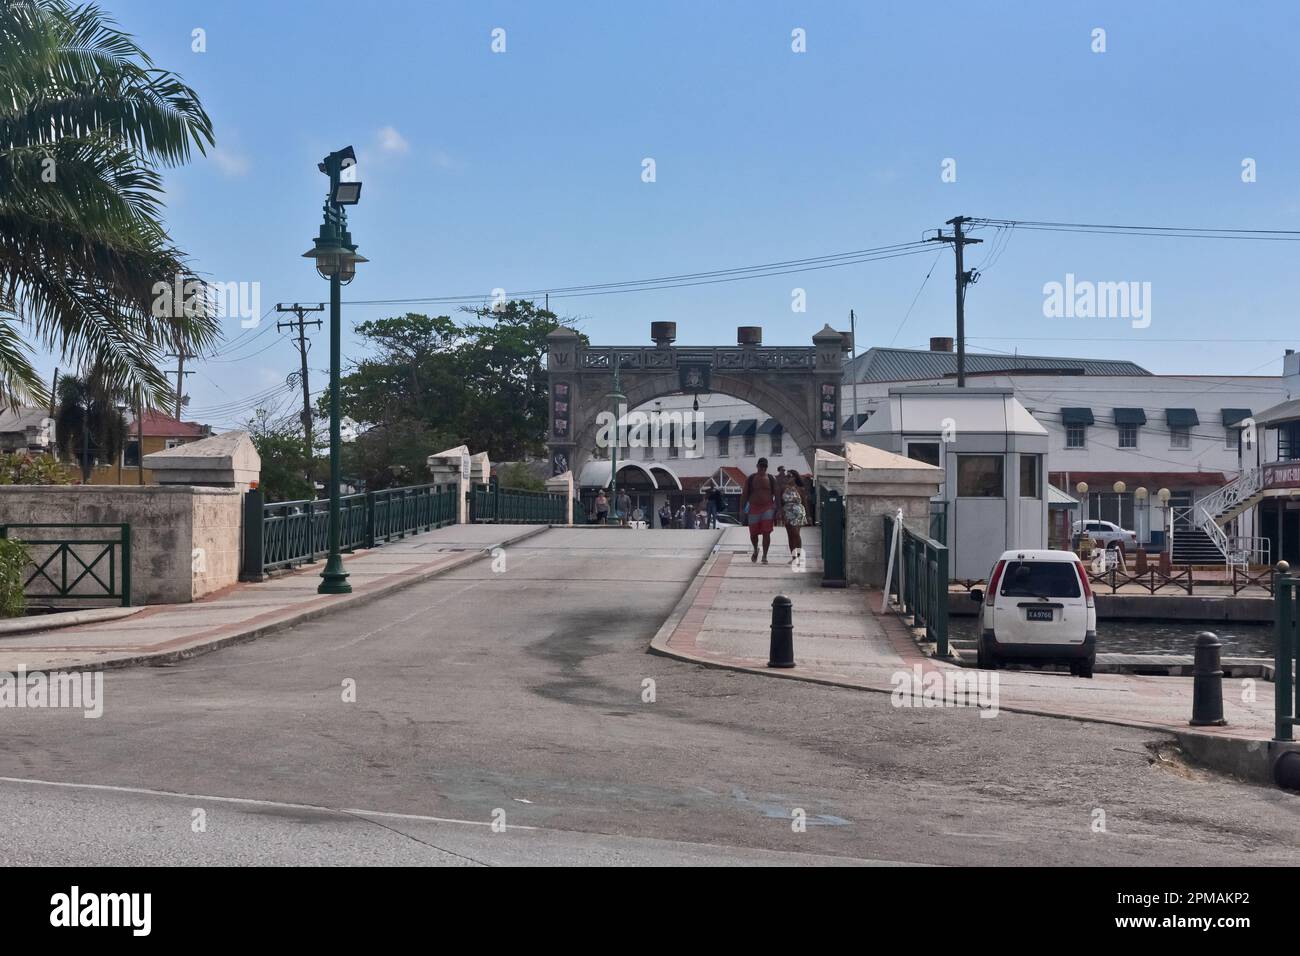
[
  {"xmin": 758, "ymin": 418, "xmax": 783, "ymax": 435},
  {"xmin": 705, "ymin": 420, "xmax": 731, "ymax": 438},
  {"xmin": 1113, "ymin": 407, "xmax": 1146, "ymax": 425},
  {"xmin": 1221, "ymin": 408, "xmax": 1252, "ymax": 427},
  {"xmin": 842, "ymin": 412, "xmax": 870, "ymax": 430},
  {"xmin": 732, "ymin": 419, "xmax": 758, "ymax": 436},
  {"xmin": 1166, "ymin": 408, "xmax": 1200, "ymax": 427},
  {"xmin": 1061, "ymin": 407, "xmax": 1095, "ymax": 426}
]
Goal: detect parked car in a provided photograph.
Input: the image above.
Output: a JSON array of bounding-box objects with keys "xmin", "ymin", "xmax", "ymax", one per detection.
[
  {"xmin": 713, "ymin": 513, "xmax": 741, "ymax": 527},
  {"xmin": 1072, "ymin": 519, "xmax": 1137, "ymax": 551},
  {"xmin": 969, "ymin": 549, "xmax": 1097, "ymax": 678}
]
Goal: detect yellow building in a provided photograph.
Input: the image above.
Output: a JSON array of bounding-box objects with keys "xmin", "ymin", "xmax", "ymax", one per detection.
[{"xmin": 83, "ymin": 410, "xmax": 211, "ymax": 485}]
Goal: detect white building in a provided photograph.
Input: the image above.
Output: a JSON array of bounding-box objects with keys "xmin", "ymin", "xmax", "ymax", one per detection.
[{"xmin": 604, "ymin": 334, "xmax": 1294, "ymax": 559}]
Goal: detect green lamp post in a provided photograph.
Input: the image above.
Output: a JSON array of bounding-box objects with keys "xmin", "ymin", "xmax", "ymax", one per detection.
[
  {"xmin": 608, "ymin": 360, "xmax": 624, "ymax": 516},
  {"xmin": 302, "ymin": 146, "xmax": 367, "ymax": 595}
]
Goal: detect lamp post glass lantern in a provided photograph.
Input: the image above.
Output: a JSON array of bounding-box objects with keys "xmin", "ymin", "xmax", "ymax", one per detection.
[{"xmin": 302, "ymin": 146, "xmax": 366, "ymax": 595}]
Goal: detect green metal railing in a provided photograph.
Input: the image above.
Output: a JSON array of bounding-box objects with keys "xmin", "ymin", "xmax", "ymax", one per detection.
[
  {"xmin": 818, "ymin": 485, "xmax": 846, "ymax": 588},
  {"xmin": 242, "ymin": 483, "xmax": 457, "ymax": 578},
  {"xmin": 470, "ymin": 479, "xmax": 566, "ymax": 524},
  {"xmin": 882, "ymin": 513, "xmax": 950, "ymax": 657},
  {"xmin": 1276, "ymin": 574, "xmax": 1298, "ymax": 741},
  {"xmin": 929, "ymin": 500, "xmax": 948, "ymax": 543},
  {"xmin": 0, "ymin": 523, "xmax": 131, "ymax": 607}
]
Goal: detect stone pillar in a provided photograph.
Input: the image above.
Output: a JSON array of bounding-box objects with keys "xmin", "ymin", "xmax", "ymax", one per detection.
[
  {"xmin": 545, "ymin": 327, "xmax": 581, "ymax": 477},
  {"xmin": 839, "ymin": 443, "xmax": 942, "ymax": 587},
  {"xmin": 811, "ymin": 324, "xmax": 848, "ymax": 460},
  {"xmin": 143, "ymin": 431, "xmax": 261, "ymax": 488},
  {"xmin": 426, "ymin": 444, "xmax": 480, "ymax": 525},
  {"xmin": 546, "ymin": 470, "xmax": 574, "ymax": 524}
]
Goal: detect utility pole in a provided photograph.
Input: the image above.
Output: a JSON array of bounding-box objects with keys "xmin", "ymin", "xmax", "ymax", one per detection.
[
  {"xmin": 164, "ymin": 351, "xmax": 196, "ymax": 418},
  {"xmin": 848, "ymin": 309, "xmax": 860, "ymax": 433},
  {"xmin": 276, "ymin": 302, "xmax": 324, "ymax": 489},
  {"xmin": 928, "ymin": 216, "xmax": 983, "ymax": 387}
]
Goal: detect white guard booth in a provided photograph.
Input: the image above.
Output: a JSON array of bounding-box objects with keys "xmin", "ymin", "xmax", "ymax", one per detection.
[{"xmin": 853, "ymin": 387, "xmax": 1050, "ymax": 580}]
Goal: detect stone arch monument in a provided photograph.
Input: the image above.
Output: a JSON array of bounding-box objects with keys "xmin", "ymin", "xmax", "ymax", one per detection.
[{"xmin": 545, "ymin": 322, "xmax": 850, "ymax": 478}]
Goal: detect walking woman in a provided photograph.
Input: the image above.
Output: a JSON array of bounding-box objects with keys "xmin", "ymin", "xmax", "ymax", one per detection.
[
  {"xmin": 781, "ymin": 472, "xmax": 807, "ymax": 564},
  {"xmin": 740, "ymin": 457, "xmax": 778, "ymax": 563}
]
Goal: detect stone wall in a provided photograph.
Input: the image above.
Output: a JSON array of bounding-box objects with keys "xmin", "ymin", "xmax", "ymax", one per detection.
[{"xmin": 0, "ymin": 485, "xmax": 243, "ymax": 605}]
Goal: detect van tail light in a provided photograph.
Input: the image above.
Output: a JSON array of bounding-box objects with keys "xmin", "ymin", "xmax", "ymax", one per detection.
[
  {"xmin": 1075, "ymin": 561, "xmax": 1095, "ymax": 609},
  {"xmin": 987, "ymin": 560, "xmax": 1006, "ymax": 600}
]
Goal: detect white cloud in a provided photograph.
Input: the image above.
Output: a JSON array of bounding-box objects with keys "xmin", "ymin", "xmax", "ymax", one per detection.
[
  {"xmin": 210, "ymin": 147, "xmax": 251, "ymax": 177},
  {"xmin": 377, "ymin": 126, "xmax": 410, "ymax": 154}
]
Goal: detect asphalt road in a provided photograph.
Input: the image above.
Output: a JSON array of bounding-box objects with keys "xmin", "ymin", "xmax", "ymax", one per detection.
[{"xmin": 2, "ymin": 528, "xmax": 1298, "ymax": 866}]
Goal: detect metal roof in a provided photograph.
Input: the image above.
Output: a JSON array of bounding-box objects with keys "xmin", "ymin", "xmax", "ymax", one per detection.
[{"xmin": 844, "ymin": 347, "xmax": 1150, "ymax": 383}]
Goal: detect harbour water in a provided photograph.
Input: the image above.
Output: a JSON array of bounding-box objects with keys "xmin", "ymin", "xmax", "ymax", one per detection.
[{"xmin": 948, "ymin": 615, "xmax": 1274, "ymax": 659}]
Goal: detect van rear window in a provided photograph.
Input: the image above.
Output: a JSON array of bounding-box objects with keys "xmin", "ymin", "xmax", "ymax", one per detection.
[{"xmin": 999, "ymin": 561, "xmax": 1081, "ymax": 598}]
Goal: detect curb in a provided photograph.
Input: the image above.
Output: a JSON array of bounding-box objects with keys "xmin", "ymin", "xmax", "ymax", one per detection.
[
  {"xmin": 647, "ymin": 555, "xmax": 1289, "ymax": 784},
  {"xmin": 0, "ymin": 606, "xmax": 143, "ymax": 637},
  {"xmin": 19, "ymin": 524, "xmax": 554, "ymax": 674}
]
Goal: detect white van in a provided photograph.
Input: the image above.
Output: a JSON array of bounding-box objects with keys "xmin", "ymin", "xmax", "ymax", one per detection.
[{"xmin": 969, "ymin": 549, "xmax": 1097, "ymax": 678}]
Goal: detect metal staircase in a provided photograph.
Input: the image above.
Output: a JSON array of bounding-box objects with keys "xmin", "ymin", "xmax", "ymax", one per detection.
[{"xmin": 1171, "ymin": 466, "xmax": 1270, "ymax": 566}]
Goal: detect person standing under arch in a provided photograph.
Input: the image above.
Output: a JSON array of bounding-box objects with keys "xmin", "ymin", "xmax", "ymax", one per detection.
[{"xmin": 741, "ymin": 457, "xmax": 777, "ymax": 563}]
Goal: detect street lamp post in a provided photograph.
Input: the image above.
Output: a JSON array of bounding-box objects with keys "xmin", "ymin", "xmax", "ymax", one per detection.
[
  {"xmin": 609, "ymin": 361, "xmax": 624, "ymax": 520},
  {"xmin": 302, "ymin": 146, "xmax": 367, "ymax": 595}
]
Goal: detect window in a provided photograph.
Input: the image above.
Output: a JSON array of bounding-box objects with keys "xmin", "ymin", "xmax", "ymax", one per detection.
[
  {"xmin": 957, "ymin": 455, "xmax": 1003, "ymax": 498},
  {"xmin": 717, "ymin": 435, "xmax": 729, "ymax": 456},
  {"xmin": 999, "ymin": 561, "xmax": 1081, "ymax": 599},
  {"xmin": 1019, "ymin": 455, "xmax": 1040, "ymax": 498},
  {"xmin": 743, "ymin": 434, "xmax": 755, "ymax": 456},
  {"xmin": 907, "ymin": 442, "xmax": 941, "ymax": 467},
  {"xmin": 165, "ymin": 438, "xmax": 184, "ymax": 450},
  {"xmin": 1118, "ymin": 423, "xmax": 1138, "ymax": 448},
  {"xmin": 1225, "ymin": 427, "xmax": 1240, "ymax": 450},
  {"xmin": 1170, "ymin": 426, "xmax": 1190, "ymax": 449},
  {"xmin": 1065, "ymin": 424, "xmax": 1087, "ymax": 449},
  {"xmin": 123, "ymin": 440, "xmax": 141, "ymax": 468},
  {"xmin": 770, "ymin": 432, "xmax": 782, "ymax": 456}
]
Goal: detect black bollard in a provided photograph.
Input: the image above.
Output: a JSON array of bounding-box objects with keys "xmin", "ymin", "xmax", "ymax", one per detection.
[
  {"xmin": 1189, "ymin": 631, "xmax": 1227, "ymax": 727},
  {"xmin": 767, "ymin": 595, "xmax": 795, "ymax": 668},
  {"xmin": 1274, "ymin": 751, "xmax": 1300, "ymax": 790}
]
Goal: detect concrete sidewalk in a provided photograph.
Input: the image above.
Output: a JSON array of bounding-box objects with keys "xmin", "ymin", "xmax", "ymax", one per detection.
[
  {"xmin": 650, "ymin": 527, "xmax": 1290, "ymax": 781},
  {"xmin": 0, "ymin": 524, "xmax": 551, "ymax": 673}
]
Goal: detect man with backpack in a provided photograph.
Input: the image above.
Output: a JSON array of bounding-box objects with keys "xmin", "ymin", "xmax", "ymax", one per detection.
[{"xmin": 739, "ymin": 457, "xmax": 778, "ymax": 563}]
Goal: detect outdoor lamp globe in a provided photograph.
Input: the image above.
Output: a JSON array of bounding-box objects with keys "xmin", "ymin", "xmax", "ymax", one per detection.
[
  {"xmin": 1076, "ymin": 481, "xmax": 1088, "ymax": 495},
  {"xmin": 1113, "ymin": 481, "xmax": 1126, "ymax": 494}
]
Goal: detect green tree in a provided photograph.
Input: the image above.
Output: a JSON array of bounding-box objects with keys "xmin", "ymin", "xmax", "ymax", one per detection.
[
  {"xmin": 335, "ymin": 301, "xmax": 579, "ymax": 466},
  {"xmin": 53, "ymin": 373, "xmax": 128, "ymax": 481},
  {"xmin": 0, "ymin": 0, "xmax": 218, "ymax": 408},
  {"xmin": 246, "ymin": 409, "xmax": 313, "ymax": 502},
  {"xmin": 342, "ymin": 419, "xmax": 457, "ymax": 491}
]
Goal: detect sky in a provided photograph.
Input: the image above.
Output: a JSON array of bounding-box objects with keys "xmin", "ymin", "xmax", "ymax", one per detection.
[{"xmin": 59, "ymin": 0, "xmax": 1300, "ymax": 429}]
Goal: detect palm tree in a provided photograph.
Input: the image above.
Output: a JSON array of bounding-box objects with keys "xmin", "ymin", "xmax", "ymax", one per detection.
[
  {"xmin": 53, "ymin": 372, "xmax": 127, "ymax": 482},
  {"xmin": 0, "ymin": 0, "xmax": 220, "ymax": 409}
]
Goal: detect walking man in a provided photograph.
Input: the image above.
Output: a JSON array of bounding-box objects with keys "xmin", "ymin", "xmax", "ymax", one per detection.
[
  {"xmin": 706, "ymin": 486, "xmax": 724, "ymax": 529},
  {"xmin": 740, "ymin": 457, "xmax": 778, "ymax": 563}
]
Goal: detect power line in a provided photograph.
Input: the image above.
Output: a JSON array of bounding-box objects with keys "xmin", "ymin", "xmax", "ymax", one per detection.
[
  {"xmin": 320, "ymin": 240, "xmax": 936, "ymax": 308},
  {"xmin": 968, "ymin": 217, "xmax": 1300, "ymax": 241}
]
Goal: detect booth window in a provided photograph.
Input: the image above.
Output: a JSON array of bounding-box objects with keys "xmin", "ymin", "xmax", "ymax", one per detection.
[
  {"xmin": 957, "ymin": 455, "xmax": 1003, "ymax": 498},
  {"xmin": 907, "ymin": 442, "xmax": 941, "ymax": 467},
  {"xmin": 1019, "ymin": 455, "xmax": 1041, "ymax": 498}
]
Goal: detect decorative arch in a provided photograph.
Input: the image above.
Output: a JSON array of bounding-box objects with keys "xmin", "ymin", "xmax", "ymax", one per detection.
[{"xmin": 544, "ymin": 324, "xmax": 849, "ymax": 480}]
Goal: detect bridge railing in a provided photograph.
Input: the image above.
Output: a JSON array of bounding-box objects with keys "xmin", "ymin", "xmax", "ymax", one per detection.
[
  {"xmin": 882, "ymin": 513, "xmax": 950, "ymax": 657},
  {"xmin": 469, "ymin": 479, "xmax": 567, "ymax": 524},
  {"xmin": 817, "ymin": 485, "xmax": 846, "ymax": 587},
  {"xmin": 1276, "ymin": 572, "xmax": 1298, "ymax": 742},
  {"xmin": 242, "ymin": 483, "xmax": 458, "ymax": 579},
  {"xmin": 0, "ymin": 522, "xmax": 132, "ymax": 608}
]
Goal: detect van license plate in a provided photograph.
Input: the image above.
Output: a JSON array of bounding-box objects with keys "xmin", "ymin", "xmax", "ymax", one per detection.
[{"xmin": 1026, "ymin": 608, "xmax": 1054, "ymax": 622}]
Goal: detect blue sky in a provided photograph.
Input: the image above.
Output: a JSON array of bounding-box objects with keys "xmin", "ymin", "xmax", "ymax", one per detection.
[{"xmin": 78, "ymin": 0, "xmax": 1300, "ymax": 428}]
